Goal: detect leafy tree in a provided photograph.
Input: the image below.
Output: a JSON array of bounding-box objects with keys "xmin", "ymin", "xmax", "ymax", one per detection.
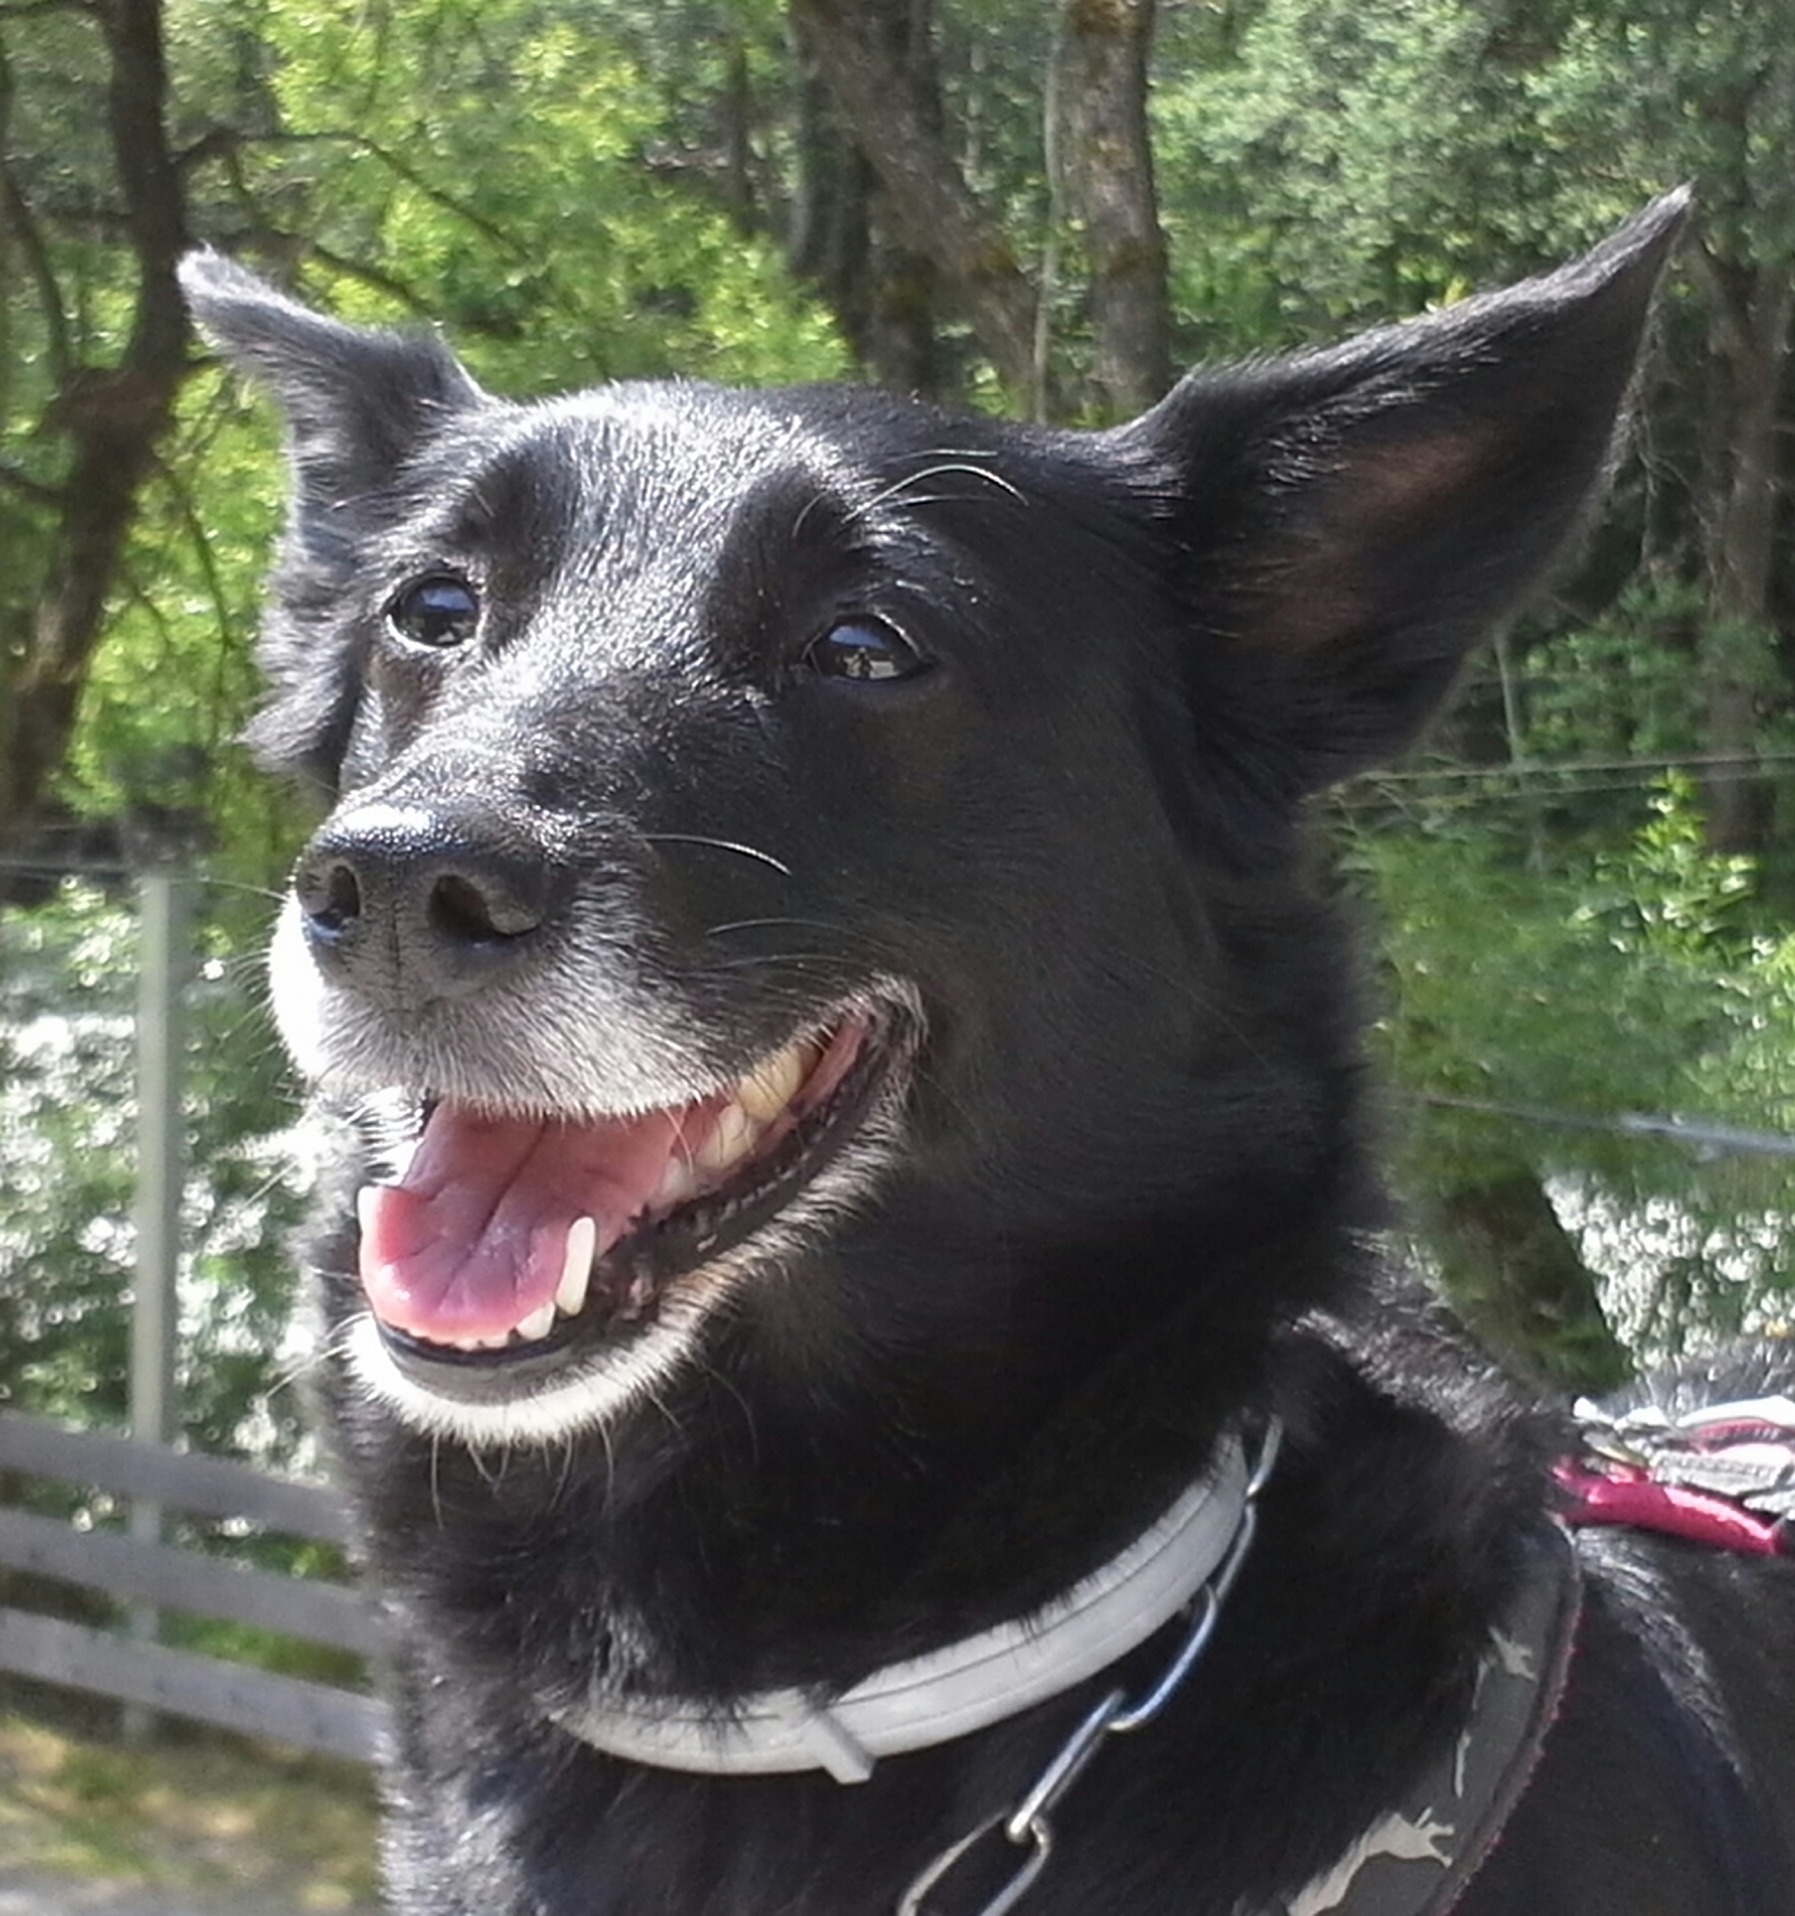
[
  {"xmin": 2, "ymin": 0, "xmax": 852, "ymax": 880},
  {"xmin": 0, "ymin": 0, "xmax": 195, "ymax": 872},
  {"xmin": 1525, "ymin": 3, "xmax": 1795, "ymax": 856}
]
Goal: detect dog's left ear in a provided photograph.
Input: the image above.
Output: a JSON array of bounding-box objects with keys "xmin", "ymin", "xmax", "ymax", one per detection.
[{"xmin": 1113, "ymin": 190, "xmax": 1688, "ymax": 800}]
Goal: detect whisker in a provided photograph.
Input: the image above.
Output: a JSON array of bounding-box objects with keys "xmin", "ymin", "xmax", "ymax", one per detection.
[
  {"xmin": 266, "ymin": 1315, "xmax": 360, "ymax": 1397},
  {"xmin": 701, "ymin": 914, "xmax": 880, "ymax": 944},
  {"xmin": 689, "ymin": 1347, "xmax": 761, "ymax": 1465},
  {"xmin": 550, "ymin": 1431, "xmax": 578, "ymax": 1510},
  {"xmin": 700, "ymin": 954, "xmax": 840, "ymax": 976},
  {"xmin": 641, "ymin": 832, "xmax": 793, "ymax": 878},
  {"xmin": 196, "ymin": 876, "xmax": 287, "ymax": 903},
  {"xmin": 846, "ymin": 460, "xmax": 1026, "ymax": 525}
]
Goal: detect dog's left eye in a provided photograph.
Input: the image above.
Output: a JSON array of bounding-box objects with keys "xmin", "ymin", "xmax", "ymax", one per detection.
[
  {"xmin": 387, "ymin": 576, "xmax": 481, "ymax": 648},
  {"xmin": 803, "ymin": 618, "xmax": 928, "ymax": 682}
]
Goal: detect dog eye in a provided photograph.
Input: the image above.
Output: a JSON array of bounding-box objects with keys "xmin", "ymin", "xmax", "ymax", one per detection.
[
  {"xmin": 803, "ymin": 618, "xmax": 927, "ymax": 682},
  {"xmin": 387, "ymin": 576, "xmax": 480, "ymax": 648}
]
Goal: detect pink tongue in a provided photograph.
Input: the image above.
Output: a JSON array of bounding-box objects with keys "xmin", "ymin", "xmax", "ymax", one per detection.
[{"xmin": 358, "ymin": 1098, "xmax": 724, "ymax": 1344}]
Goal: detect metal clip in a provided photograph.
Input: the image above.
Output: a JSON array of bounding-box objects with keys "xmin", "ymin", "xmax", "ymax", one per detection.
[
  {"xmin": 897, "ymin": 1415, "xmax": 1283, "ymax": 1916},
  {"xmin": 898, "ymin": 1812, "xmax": 1052, "ymax": 1916}
]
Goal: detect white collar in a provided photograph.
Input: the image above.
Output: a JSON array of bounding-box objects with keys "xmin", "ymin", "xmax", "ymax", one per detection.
[{"xmin": 552, "ymin": 1431, "xmax": 1252, "ymax": 1784}]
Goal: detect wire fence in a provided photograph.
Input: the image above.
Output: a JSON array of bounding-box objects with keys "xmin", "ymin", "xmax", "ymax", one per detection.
[{"xmin": 1411, "ymin": 1094, "xmax": 1795, "ymax": 1162}]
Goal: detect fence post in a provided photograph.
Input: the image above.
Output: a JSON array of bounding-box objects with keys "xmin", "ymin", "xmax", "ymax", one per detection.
[{"xmin": 127, "ymin": 868, "xmax": 189, "ymax": 1734}]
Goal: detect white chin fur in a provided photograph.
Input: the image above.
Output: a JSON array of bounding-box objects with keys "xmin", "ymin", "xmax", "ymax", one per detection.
[{"xmin": 343, "ymin": 1295, "xmax": 715, "ymax": 1447}]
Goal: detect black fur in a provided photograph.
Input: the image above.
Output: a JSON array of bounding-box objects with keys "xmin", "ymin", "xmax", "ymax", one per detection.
[{"xmin": 182, "ymin": 193, "xmax": 1795, "ymax": 1914}]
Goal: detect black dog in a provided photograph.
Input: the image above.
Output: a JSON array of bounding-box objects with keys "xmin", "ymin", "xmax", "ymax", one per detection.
[{"xmin": 181, "ymin": 191, "xmax": 1795, "ymax": 1915}]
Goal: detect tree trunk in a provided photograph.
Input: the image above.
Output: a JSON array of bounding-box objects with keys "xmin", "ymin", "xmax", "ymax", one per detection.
[
  {"xmin": 788, "ymin": 0, "xmax": 946, "ymax": 396},
  {"xmin": 0, "ymin": 0, "xmax": 193, "ymax": 859},
  {"xmin": 1430, "ymin": 1163, "xmax": 1631, "ymax": 1393},
  {"xmin": 1682, "ymin": 37, "xmax": 1795, "ymax": 858},
  {"xmin": 720, "ymin": 33, "xmax": 756, "ymax": 234},
  {"xmin": 1694, "ymin": 249, "xmax": 1789, "ymax": 855},
  {"xmin": 1050, "ymin": 0, "xmax": 1171, "ymax": 415},
  {"xmin": 788, "ymin": 0, "xmax": 1038, "ymax": 402}
]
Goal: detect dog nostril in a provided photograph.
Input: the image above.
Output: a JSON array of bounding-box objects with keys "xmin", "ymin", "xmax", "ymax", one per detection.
[
  {"xmin": 428, "ymin": 872, "xmax": 540, "ymax": 944},
  {"xmin": 301, "ymin": 860, "xmax": 363, "ymax": 934}
]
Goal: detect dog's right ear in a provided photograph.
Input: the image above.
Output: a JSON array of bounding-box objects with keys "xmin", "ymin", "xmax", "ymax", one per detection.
[
  {"xmin": 179, "ymin": 252, "xmax": 485, "ymax": 508},
  {"xmin": 1106, "ymin": 191, "xmax": 1687, "ymax": 810}
]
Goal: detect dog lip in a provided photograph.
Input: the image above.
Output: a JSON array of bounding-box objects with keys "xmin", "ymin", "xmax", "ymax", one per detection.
[{"xmin": 361, "ymin": 994, "xmax": 915, "ymax": 1394}]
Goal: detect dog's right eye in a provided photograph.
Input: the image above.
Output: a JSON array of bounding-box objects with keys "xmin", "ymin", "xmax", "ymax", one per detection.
[
  {"xmin": 802, "ymin": 617, "xmax": 928, "ymax": 683},
  {"xmin": 387, "ymin": 576, "xmax": 481, "ymax": 648}
]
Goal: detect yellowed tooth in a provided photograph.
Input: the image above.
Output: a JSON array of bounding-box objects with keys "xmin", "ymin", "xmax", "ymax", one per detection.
[
  {"xmin": 555, "ymin": 1217, "xmax": 596, "ymax": 1317},
  {"xmin": 696, "ymin": 1100, "xmax": 759, "ymax": 1173},
  {"xmin": 648, "ymin": 1155, "xmax": 701, "ymax": 1212},
  {"xmin": 516, "ymin": 1302, "xmax": 556, "ymax": 1343},
  {"xmin": 737, "ymin": 1041, "xmax": 807, "ymax": 1121}
]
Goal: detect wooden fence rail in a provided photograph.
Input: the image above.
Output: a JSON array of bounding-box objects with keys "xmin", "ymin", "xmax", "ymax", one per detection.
[{"xmin": 0, "ymin": 1412, "xmax": 391, "ymax": 1763}]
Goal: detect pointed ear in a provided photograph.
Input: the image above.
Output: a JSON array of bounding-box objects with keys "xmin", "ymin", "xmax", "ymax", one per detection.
[
  {"xmin": 178, "ymin": 251, "xmax": 485, "ymax": 507},
  {"xmin": 1115, "ymin": 189, "xmax": 1688, "ymax": 801}
]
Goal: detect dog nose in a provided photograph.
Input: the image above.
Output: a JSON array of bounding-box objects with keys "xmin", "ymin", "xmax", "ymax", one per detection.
[{"xmin": 294, "ymin": 802, "xmax": 555, "ymax": 1004}]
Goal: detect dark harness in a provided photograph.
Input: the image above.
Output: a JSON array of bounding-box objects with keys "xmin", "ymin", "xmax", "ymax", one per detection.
[{"xmin": 1298, "ymin": 1391, "xmax": 1795, "ymax": 1916}]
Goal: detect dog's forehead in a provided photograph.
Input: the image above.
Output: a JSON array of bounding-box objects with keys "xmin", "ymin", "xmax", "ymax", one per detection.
[{"xmin": 439, "ymin": 380, "xmax": 1026, "ymax": 568}]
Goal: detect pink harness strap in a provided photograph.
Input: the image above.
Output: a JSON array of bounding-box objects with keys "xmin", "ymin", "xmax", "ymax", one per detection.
[
  {"xmin": 1557, "ymin": 1394, "xmax": 1795, "ymax": 1558},
  {"xmin": 1555, "ymin": 1458, "xmax": 1787, "ymax": 1555}
]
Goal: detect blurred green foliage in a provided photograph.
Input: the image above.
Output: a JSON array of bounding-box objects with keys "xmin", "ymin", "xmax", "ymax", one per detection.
[
  {"xmin": 0, "ymin": 879, "xmax": 307, "ymax": 1457},
  {"xmin": 1353, "ymin": 773, "xmax": 1795, "ymax": 1373}
]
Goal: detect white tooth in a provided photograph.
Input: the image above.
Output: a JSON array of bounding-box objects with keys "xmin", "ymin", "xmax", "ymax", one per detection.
[
  {"xmin": 696, "ymin": 1100, "xmax": 759, "ymax": 1173},
  {"xmin": 356, "ymin": 1185, "xmax": 380, "ymax": 1239},
  {"xmin": 476, "ymin": 1331, "xmax": 511, "ymax": 1350},
  {"xmin": 555, "ymin": 1216, "xmax": 596, "ymax": 1316},
  {"xmin": 737, "ymin": 1041, "xmax": 807, "ymax": 1121},
  {"xmin": 516, "ymin": 1302, "xmax": 555, "ymax": 1342}
]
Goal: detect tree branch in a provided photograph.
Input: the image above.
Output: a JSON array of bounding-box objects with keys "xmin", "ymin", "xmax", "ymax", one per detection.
[
  {"xmin": 0, "ymin": 460, "xmax": 64, "ymax": 506},
  {"xmin": 304, "ymin": 241, "xmax": 440, "ymax": 318},
  {"xmin": 0, "ymin": 162, "xmax": 74, "ymax": 384},
  {"xmin": 241, "ymin": 128, "xmax": 535, "ymax": 263},
  {"xmin": 151, "ymin": 447, "xmax": 233, "ymax": 659}
]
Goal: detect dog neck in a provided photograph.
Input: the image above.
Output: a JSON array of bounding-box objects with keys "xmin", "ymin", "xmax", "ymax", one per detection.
[{"xmin": 552, "ymin": 1424, "xmax": 1266, "ymax": 1783}]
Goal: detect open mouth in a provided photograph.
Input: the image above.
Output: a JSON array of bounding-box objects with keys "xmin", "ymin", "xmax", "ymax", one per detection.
[{"xmin": 354, "ymin": 1003, "xmax": 906, "ymax": 1398}]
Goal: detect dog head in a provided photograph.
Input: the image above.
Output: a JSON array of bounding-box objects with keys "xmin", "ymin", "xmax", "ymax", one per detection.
[{"xmin": 182, "ymin": 197, "xmax": 1683, "ymax": 1453}]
